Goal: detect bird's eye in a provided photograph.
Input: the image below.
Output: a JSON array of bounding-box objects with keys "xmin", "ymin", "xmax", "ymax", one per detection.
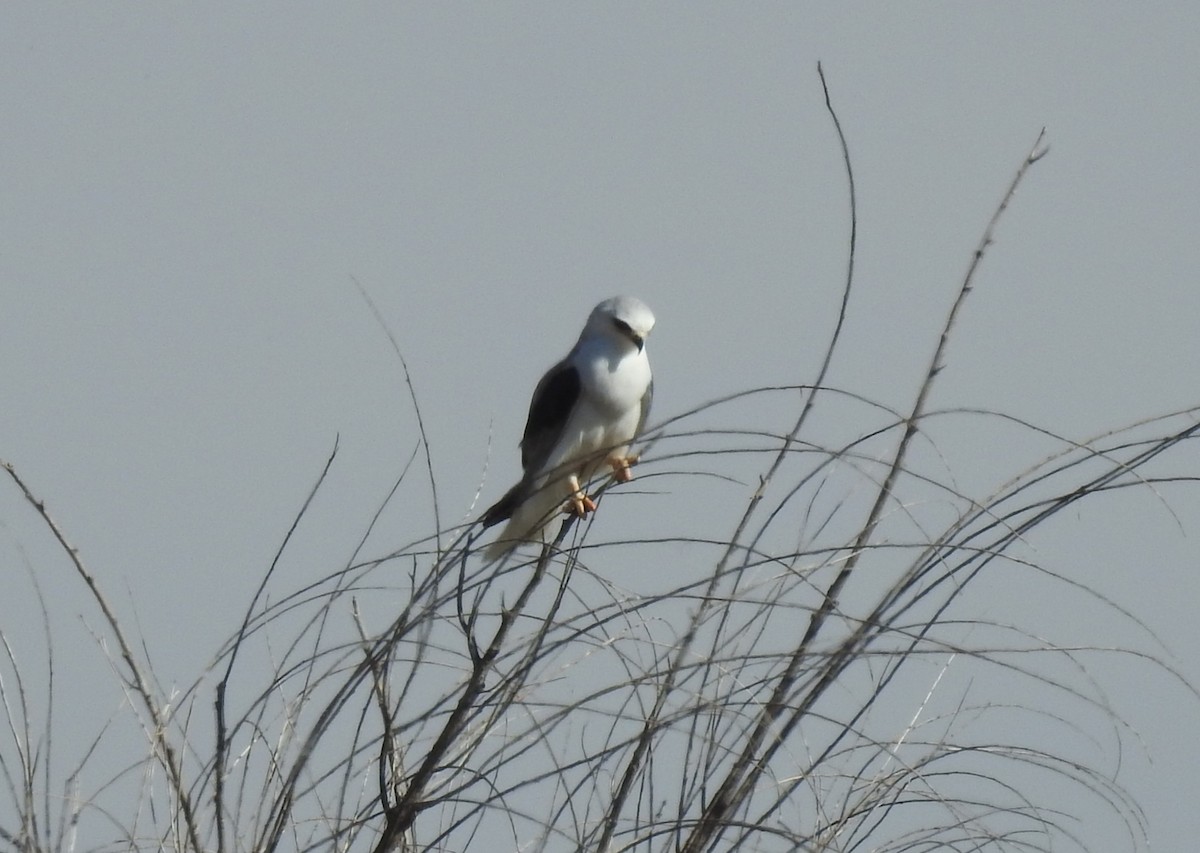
[{"xmin": 612, "ymin": 318, "xmax": 632, "ymax": 335}]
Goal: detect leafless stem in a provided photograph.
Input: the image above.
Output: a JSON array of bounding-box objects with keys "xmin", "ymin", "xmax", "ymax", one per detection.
[{"xmin": 1, "ymin": 460, "xmax": 204, "ymax": 853}]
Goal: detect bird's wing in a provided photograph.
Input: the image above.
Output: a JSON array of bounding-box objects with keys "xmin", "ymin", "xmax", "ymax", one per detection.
[
  {"xmin": 635, "ymin": 377, "xmax": 653, "ymax": 439},
  {"xmin": 519, "ymin": 355, "xmax": 582, "ymax": 474},
  {"xmin": 481, "ymin": 355, "xmax": 582, "ymax": 530}
]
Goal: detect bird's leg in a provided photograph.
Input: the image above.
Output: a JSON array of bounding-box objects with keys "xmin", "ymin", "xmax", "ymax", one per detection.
[
  {"xmin": 564, "ymin": 474, "xmax": 597, "ymax": 518},
  {"xmin": 607, "ymin": 452, "xmax": 639, "ymax": 484}
]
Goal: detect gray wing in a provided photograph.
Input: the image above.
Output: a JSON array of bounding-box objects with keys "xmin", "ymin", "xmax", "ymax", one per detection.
[
  {"xmin": 519, "ymin": 356, "xmax": 582, "ymax": 474},
  {"xmin": 481, "ymin": 356, "xmax": 581, "ymax": 528}
]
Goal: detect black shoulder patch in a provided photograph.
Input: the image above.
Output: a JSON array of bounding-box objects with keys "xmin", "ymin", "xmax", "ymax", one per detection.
[{"xmin": 520, "ymin": 362, "xmax": 581, "ymax": 471}]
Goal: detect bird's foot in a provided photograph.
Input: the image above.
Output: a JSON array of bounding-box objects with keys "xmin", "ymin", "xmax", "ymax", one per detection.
[
  {"xmin": 607, "ymin": 453, "xmax": 639, "ymax": 484},
  {"xmin": 565, "ymin": 491, "xmax": 597, "ymax": 518},
  {"xmin": 564, "ymin": 474, "xmax": 597, "ymax": 518}
]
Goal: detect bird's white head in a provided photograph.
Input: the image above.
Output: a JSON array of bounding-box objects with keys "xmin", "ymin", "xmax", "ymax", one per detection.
[{"xmin": 585, "ymin": 296, "xmax": 656, "ymax": 353}]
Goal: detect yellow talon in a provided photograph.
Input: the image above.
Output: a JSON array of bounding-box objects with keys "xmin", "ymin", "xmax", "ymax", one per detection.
[
  {"xmin": 566, "ymin": 493, "xmax": 597, "ymax": 518},
  {"xmin": 608, "ymin": 454, "xmax": 639, "ymax": 484},
  {"xmin": 565, "ymin": 474, "xmax": 597, "ymax": 518}
]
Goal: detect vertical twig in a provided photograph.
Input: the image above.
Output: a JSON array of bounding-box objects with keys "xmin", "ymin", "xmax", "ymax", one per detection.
[
  {"xmin": 678, "ymin": 129, "xmax": 1049, "ymax": 853},
  {"xmin": 351, "ymin": 276, "xmax": 443, "ymax": 555},
  {"xmin": 213, "ymin": 437, "xmax": 339, "ymax": 853},
  {"xmin": 1, "ymin": 460, "xmax": 205, "ymax": 853},
  {"xmin": 594, "ymin": 62, "xmax": 862, "ymax": 853}
]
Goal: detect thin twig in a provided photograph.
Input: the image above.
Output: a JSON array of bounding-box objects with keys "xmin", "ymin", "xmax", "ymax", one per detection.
[
  {"xmin": 351, "ymin": 275, "xmax": 443, "ymax": 555},
  {"xmin": 1, "ymin": 460, "xmax": 204, "ymax": 853},
  {"xmin": 213, "ymin": 436, "xmax": 338, "ymax": 853},
  {"xmin": 678, "ymin": 129, "xmax": 1050, "ymax": 853}
]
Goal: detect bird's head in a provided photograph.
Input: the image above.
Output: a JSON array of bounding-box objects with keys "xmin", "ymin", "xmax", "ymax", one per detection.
[{"xmin": 587, "ymin": 296, "xmax": 656, "ymax": 353}]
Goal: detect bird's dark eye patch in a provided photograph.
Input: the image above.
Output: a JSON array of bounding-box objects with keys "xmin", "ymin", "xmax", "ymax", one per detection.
[{"xmin": 612, "ymin": 318, "xmax": 633, "ymax": 335}]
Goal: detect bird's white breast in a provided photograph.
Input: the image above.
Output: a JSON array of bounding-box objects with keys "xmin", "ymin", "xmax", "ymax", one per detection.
[
  {"xmin": 541, "ymin": 339, "xmax": 650, "ymax": 475},
  {"xmin": 577, "ymin": 345, "xmax": 650, "ymax": 415}
]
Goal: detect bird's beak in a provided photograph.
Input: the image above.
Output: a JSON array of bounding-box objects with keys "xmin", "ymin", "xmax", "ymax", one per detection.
[{"xmin": 633, "ymin": 334, "xmax": 645, "ymax": 353}]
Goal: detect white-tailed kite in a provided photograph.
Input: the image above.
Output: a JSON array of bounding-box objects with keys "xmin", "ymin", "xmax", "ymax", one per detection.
[{"xmin": 482, "ymin": 296, "xmax": 655, "ymax": 558}]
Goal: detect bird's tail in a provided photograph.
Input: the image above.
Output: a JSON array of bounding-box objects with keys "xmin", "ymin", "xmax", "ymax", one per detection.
[
  {"xmin": 482, "ymin": 484, "xmax": 565, "ymax": 560},
  {"xmin": 481, "ymin": 479, "xmax": 528, "ymax": 530}
]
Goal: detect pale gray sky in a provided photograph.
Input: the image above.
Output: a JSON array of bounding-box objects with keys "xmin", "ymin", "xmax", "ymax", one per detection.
[{"xmin": 2, "ymin": 4, "xmax": 1198, "ymax": 850}]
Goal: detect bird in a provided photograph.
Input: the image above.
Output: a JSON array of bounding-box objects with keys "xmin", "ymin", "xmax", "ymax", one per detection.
[{"xmin": 481, "ymin": 296, "xmax": 655, "ymax": 559}]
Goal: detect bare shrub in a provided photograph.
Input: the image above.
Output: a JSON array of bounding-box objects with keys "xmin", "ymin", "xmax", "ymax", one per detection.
[{"xmin": 3, "ymin": 71, "xmax": 1195, "ymax": 853}]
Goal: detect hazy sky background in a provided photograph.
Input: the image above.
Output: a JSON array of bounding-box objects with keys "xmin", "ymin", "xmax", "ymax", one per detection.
[{"xmin": 2, "ymin": 4, "xmax": 1198, "ymax": 849}]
